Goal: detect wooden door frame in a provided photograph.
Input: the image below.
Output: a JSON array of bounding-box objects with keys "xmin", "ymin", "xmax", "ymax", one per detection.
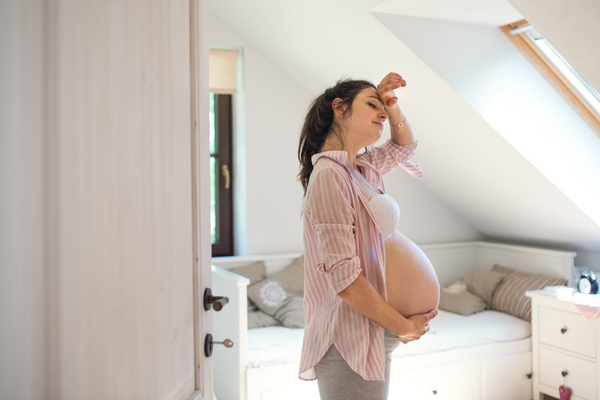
[{"xmin": 189, "ymin": 0, "xmax": 213, "ymax": 399}]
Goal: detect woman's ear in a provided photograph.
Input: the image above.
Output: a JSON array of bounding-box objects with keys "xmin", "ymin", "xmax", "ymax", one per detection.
[{"xmin": 331, "ymin": 98, "xmax": 346, "ymax": 118}]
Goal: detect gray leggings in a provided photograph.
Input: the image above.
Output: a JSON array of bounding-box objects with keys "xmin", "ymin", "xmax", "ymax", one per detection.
[{"xmin": 314, "ymin": 329, "xmax": 401, "ymax": 400}]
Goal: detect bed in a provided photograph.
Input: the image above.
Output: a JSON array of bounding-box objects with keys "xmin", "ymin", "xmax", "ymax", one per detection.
[{"xmin": 211, "ymin": 241, "xmax": 576, "ymax": 400}]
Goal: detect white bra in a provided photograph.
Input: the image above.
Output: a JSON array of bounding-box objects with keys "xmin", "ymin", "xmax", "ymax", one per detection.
[{"xmin": 369, "ymin": 193, "xmax": 401, "ymax": 241}]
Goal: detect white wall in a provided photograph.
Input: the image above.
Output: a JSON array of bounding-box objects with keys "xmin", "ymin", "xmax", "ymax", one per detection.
[
  {"xmin": 209, "ymin": 12, "xmax": 310, "ymax": 254},
  {"xmin": 209, "ymin": 11, "xmax": 483, "ymax": 254},
  {"xmin": 384, "ymin": 170, "xmax": 483, "ymax": 245},
  {"xmin": 376, "ymin": 13, "xmax": 600, "ymax": 229},
  {"xmin": 374, "ymin": 12, "xmax": 600, "ymax": 267},
  {"xmin": 208, "ymin": 0, "xmax": 600, "ymax": 273}
]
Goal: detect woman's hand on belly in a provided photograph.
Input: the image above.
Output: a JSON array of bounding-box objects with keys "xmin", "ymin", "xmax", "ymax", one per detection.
[{"xmin": 396, "ymin": 309, "xmax": 438, "ymax": 344}]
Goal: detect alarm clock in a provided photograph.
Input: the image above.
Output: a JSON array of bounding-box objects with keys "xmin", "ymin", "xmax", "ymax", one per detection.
[{"xmin": 578, "ymin": 271, "xmax": 599, "ymax": 294}]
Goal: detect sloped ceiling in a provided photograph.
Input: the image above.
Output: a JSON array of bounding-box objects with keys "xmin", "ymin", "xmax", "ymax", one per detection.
[
  {"xmin": 209, "ymin": 0, "xmax": 600, "ymax": 253},
  {"xmin": 370, "ymin": 0, "xmax": 523, "ymax": 26}
]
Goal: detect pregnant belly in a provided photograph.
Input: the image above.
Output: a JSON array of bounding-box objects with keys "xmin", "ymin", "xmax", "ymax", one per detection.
[{"xmin": 385, "ymin": 230, "xmax": 440, "ymax": 318}]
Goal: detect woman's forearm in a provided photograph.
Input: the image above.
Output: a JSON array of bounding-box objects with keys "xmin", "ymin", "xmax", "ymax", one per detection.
[
  {"xmin": 388, "ymin": 106, "xmax": 416, "ymax": 146},
  {"xmin": 337, "ymin": 274, "xmax": 411, "ymax": 335}
]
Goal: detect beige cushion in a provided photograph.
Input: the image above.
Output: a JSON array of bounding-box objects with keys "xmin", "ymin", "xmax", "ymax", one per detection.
[
  {"xmin": 230, "ymin": 261, "xmax": 267, "ymax": 312},
  {"xmin": 439, "ymin": 280, "xmax": 487, "ymax": 316},
  {"xmin": 248, "ymin": 310, "xmax": 281, "ymax": 329},
  {"xmin": 248, "ymin": 255, "xmax": 304, "ymax": 316},
  {"xmin": 491, "ymin": 264, "xmax": 568, "ymax": 321},
  {"xmin": 230, "ymin": 261, "xmax": 267, "ymax": 285},
  {"xmin": 273, "ymin": 296, "xmax": 305, "ymax": 328},
  {"xmin": 461, "ymin": 270, "xmax": 506, "ymax": 308}
]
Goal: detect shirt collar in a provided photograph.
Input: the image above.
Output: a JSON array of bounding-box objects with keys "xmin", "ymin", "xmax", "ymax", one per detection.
[
  {"xmin": 311, "ymin": 150, "xmax": 349, "ymax": 166},
  {"xmin": 311, "ymin": 150, "xmax": 371, "ymax": 169}
]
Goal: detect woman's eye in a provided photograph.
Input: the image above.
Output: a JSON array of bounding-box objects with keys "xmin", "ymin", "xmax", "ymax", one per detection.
[{"xmin": 368, "ymin": 103, "xmax": 376, "ymax": 109}]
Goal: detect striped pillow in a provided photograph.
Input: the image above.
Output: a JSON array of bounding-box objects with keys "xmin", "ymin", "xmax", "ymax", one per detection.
[{"xmin": 491, "ymin": 264, "xmax": 567, "ymax": 321}]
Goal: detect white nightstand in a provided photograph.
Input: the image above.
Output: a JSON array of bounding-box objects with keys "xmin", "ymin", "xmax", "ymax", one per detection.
[{"xmin": 526, "ymin": 291, "xmax": 600, "ymax": 400}]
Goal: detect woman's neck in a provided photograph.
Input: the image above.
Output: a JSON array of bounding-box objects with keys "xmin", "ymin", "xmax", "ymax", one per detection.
[
  {"xmin": 320, "ymin": 142, "xmax": 358, "ymax": 170},
  {"xmin": 320, "ymin": 130, "xmax": 362, "ymax": 169}
]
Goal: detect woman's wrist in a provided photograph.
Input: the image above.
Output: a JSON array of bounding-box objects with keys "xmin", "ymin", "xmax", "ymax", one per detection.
[
  {"xmin": 392, "ymin": 313, "xmax": 411, "ymax": 336},
  {"xmin": 389, "ymin": 113, "xmax": 407, "ymax": 131},
  {"xmin": 387, "ymin": 105, "xmax": 405, "ymax": 126}
]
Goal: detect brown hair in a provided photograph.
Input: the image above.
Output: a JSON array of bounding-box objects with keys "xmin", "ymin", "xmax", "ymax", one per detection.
[{"xmin": 297, "ymin": 79, "xmax": 376, "ymax": 196}]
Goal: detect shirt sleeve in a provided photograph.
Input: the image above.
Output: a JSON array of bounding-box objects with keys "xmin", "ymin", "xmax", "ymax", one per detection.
[
  {"xmin": 359, "ymin": 139, "xmax": 423, "ymax": 178},
  {"xmin": 305, "ymin": 167, "xmax": 362, "ymax": 295}
]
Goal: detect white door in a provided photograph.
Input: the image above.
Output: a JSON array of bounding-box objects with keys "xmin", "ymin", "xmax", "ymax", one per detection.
[{"xmin": 7, "ymin": 0, "xmax": 215, "ymax": 399}]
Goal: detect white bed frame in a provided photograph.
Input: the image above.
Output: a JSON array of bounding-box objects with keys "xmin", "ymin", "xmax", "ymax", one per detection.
[{"xmin": 211, "ymin": 241, "xmax": 576, "ymax": 400}]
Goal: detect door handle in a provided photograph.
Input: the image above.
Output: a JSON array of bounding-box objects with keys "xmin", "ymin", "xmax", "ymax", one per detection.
[
  {"xmin": 221, "ymin": 164, "xmax": 230, "ymax": 189},
  {"xmin": 203, "ymin": 288, "xmax": 229, "ymax": 311}
]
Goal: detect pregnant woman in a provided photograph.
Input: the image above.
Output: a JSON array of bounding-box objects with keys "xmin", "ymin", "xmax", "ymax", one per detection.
[{"xmin": 297, "ymin": 73, "xmax": 440, "ymax": 400}]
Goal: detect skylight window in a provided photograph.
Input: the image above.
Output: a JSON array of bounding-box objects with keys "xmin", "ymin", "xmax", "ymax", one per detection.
[
  {"xmin": 516, "ymin": 26, "xmax": 600, "ymax": 117},
  {"xmin": 501, "ymin": 20, "xmax": 600, "ymax": 138}
]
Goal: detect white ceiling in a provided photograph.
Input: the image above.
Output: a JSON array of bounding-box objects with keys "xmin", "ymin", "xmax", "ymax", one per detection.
[{"xmin": 370, "ymin": 0, "xmax": 524, "ymax": 26}]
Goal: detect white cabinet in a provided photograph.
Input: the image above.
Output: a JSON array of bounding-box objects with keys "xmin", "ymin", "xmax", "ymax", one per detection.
[
  {"xmin": 527, "ymin": 291, "xmax": 600, "ymax": 400},
  {"xmin": 539, "ymin": 347, "xmax": 596, "ymax": 399},
  {"xmin": 483, "ymin": 352, "xmax": 533, "ymax": 400},
  {"xmin": 388, "ymin": 351, "xmax": 533, "ymax": 400},
  {"xmin": 389, "ymin": 360, "xmax": 481, "ymax": 400}
]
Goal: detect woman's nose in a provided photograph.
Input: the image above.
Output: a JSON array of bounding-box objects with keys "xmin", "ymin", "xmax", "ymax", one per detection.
[{"xmin": 379, "ymin": 111, "xmax": 388, "ymax": 122}]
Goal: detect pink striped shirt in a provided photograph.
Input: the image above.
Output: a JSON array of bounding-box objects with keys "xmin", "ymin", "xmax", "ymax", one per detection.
[{"xmin": 299, "ymin": 139, "xmax": 422, "ymax": 381}]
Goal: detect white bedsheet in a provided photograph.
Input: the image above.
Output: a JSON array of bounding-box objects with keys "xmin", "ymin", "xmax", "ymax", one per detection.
[{"xmin": 246, "ymin": 310, "xmax": 531, "ymax": 368}]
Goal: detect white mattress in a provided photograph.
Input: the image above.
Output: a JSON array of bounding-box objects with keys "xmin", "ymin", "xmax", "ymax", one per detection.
[
  {"xmin": 392, "ymin": 309, "xmax": 531, "ymax": 357},
  {"xmin": 246, "ymin": 310, "xmax": 531, "ymax": 368}
]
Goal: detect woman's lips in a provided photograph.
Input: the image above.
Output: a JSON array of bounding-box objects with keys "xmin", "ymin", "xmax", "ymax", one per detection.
[{"xmin": 373, "ymin": 122, "xmax": 383, "ymax": 129}]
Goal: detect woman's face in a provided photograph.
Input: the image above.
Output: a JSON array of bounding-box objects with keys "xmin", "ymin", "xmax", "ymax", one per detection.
[{"xmin": 345, "ymin": 87, "xmax": 388, "ymax": 148}]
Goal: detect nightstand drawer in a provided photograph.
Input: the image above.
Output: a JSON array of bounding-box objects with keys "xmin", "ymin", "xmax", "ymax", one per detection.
[
  {"xmin": 539, "ymin": 306, "xmax": 596, "ymax": 357},
  {"xmin": 540, "ymin": 347, "xmax": 596, "ymax": 400}
]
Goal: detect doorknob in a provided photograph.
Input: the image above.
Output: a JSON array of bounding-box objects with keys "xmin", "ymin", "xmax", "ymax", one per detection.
[
  {"xmin": 221, "ymin": 164, "xmax": 230, "ymax": 189},
  {"xmin": 203, "ymin": 288, "xmax": 229, "ymax": 311},
  {"xmin": 204, "ymin": 333, "xmax": 234, "ymax": 357}
]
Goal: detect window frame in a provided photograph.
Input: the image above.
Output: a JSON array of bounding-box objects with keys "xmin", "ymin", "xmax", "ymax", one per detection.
[{"xmin": 500, "ymin": 19, "xmax": 600, "ymax": 138}]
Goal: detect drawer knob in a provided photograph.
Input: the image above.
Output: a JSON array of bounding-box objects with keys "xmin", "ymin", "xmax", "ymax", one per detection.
[
  {"xmin": 561, "ymin": 327, "xmax": 568, "ymax": 334},
  {"xmin": 526, "ymin": 373, "xmax": 532, "ymax": 379},
  {"xmin": 561, "ymin": 370, "xmax": 568, "ymax": 377}
]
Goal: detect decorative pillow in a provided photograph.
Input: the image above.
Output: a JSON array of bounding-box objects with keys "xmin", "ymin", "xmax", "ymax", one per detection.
[
  {"xmin": 230, "ymin": 261, "xmax": 267, "ymax": 285},
  {"xmin": 230, "ymin": 261, "xmax": 267, "ymax": 312},
  {"xmin": 273, "ymin": 296, "xmax": 305, "ymax": 328},
  {"xmin": 461, "ymin": 270, "xmax": 505, "ymax": 308},
  {"xmin": 439, "ymin": 280, "xmax": 487, "ymax": 316},
  {"xmin": 491, "ymin": 264, "xmax": 568, "ymax": 321},
  {"xmin": 248, "ymin": 310, "xmax": 282, "ymax": 329},
  {"xmin": 247, "ymin": 255, "xmax": 304, "ymax": 317}
]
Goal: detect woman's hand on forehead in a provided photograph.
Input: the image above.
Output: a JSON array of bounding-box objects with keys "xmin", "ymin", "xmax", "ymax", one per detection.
[{"xmin": 377, "ymin": 72, "xmax": 407, "ymax": 109}]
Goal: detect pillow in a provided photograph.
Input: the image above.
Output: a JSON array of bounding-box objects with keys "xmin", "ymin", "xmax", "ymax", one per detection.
[
  {"xmin": 273, "ymin": 296, "xmax": 305, "ymax": 328},
  {"xmin": 248, "ymin": 310, "xmax": 282, "ymax": 329},
  {"xmin": 461, "ymin": 269, "xmax": 505, "ymax": 308},
  {"xmin": 230, "ymin": 261, "xmax": 267, "ymax": 312},
  {"xmin": 247, "ymin": 255, "xmax": 304, "ymax": 317},
  {"xmin": 230, "ymin": 261, "xmax": 267, "ymax": 285},
  {"xmin": 439, "ymin": 280, "xmax": 487, "ymax": 316},
  {"xmin": 491, "ymin": 264, "xmax": 568, "ymax": 321}
]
